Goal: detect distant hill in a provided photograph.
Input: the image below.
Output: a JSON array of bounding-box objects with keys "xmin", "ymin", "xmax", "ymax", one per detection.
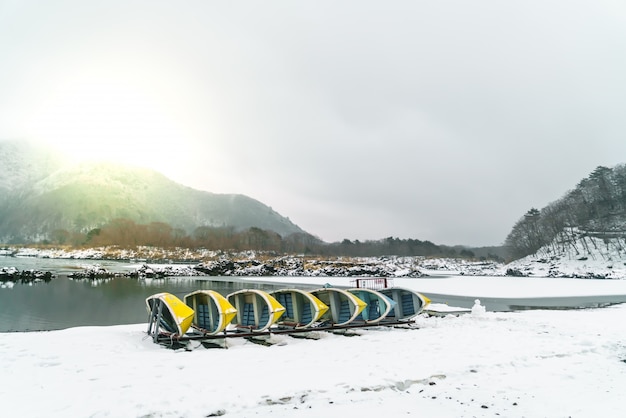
[
  {"xmin": 0, "ymin": 140, "xmax": 307, "ymax": 243},
  {"xmin": 504, "ymin": 164, "xmax": 626, "ymax": 261}
]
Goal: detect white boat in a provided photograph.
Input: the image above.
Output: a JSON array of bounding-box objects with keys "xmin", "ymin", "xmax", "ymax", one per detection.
[
  {"xmin": 227, "ymin": 289, "xmax": 285, "ymax": 332},
  {"xmin": 310, "ymin": 288, "xmax": 366, "ymax": 326},
  {"xmin": 347, "ymin": 288, "xmax": 396, "ymax": 323},
  {"xmin": 270, "ymin": 289, "xmax": 329, "ymax": 329}
]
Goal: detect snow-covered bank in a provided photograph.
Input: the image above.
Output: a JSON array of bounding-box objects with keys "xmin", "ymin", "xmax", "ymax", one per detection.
[
  {"xmin": 5, "ymin": 242, "xmax": 626, "ymax": 280},
  {"xmin": 7, "ymin": 244, "xmax": 626, "ymax": 280},
  {"xmin": 1, "ymin": 304, "xmax": 625, "ymax": 418},
  {"xmin": 505, "ymin": 233, "xmax": 626, "ymax": 279}
]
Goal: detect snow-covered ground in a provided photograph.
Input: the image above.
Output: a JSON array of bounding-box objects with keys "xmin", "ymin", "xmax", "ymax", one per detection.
[
  {"xmin": 504, "ymin": 233, "xmax": 626, "ymax": 279},
  {"xmin": 2, "ymin": 276, "xmax": 626, "ymax": 418}
]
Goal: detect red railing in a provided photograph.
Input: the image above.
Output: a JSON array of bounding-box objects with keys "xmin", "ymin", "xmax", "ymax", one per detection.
[{"xmin": 351, "ymin": 277, "xmax": 393, "ymax": 290}]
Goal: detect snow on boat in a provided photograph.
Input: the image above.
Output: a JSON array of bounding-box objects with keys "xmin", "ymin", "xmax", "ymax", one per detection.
[
  {"xmin": 146, "ymin": 292, "xmax": 195, "ymax": 337},
  {"xmin": 310, "ymin": 288, "xmax": 367, "ymax": 326},
  {"xmin": 227, "ymin": 289, "xmax": 286, "ymax": 332},
  {"xmin": 270, "ymin": 289, "xmax": 329, "ymax": 329},
  {"xmin": 184, "ymin": 290, "xmax": 237, "ymax": 335},
  {"xmin": 348, "ymin": 288, "xmax": 396, "ymax": 323},
  {"xmin": 378, "ymin": 287, "xmax": 431, "ymax": 321}
]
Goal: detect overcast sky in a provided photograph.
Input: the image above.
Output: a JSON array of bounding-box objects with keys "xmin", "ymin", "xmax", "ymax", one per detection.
[{"xmin": 1, "ymin": 1, "xmax": 625, "ymax": 246}]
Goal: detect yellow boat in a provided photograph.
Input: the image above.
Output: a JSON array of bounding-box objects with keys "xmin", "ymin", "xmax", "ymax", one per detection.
[
  {"xmin": 227, "ymin": 289, "xmax": 286, "ymax": 332},
  {"xmin": 310, "ymin": 287, "xmax": 367, "ymax": 326},
  {"xmin": 184, "ymin": 290, "xmax": 237, "ymax": 335},
  {"xmin": 146, "ymin": 292, "xmax": 195, "ymax": 336},
  {"xmin": 270, "ymin": 288, "xmax": 329, "ymax": 329}
]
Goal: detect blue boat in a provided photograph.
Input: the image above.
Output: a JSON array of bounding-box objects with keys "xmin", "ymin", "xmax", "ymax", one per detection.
[
  {"xmin": 378, "ymin": 287, "xmax": 430, "ymax": 321},
  {"xmin": 270, "ymin": 289, "xmax": 329, "ymax": 329},
  {"xmin": 310, "ymin": 288, "xmax": 366, "ymax": 326},
  {"xmin": 348, "ymin": 288, "xmax": 396, "ymax": 323}
]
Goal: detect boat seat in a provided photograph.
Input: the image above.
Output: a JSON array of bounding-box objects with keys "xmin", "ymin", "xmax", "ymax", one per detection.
[
  {"xmin": 300, "ymin": 301, "xmax": 312, "ymax": 325},
  {"xmin": 197, "ymin": 303, "xmax": 210, "ymax": 330},
  {"xmin": 401, "ymin": 294, "xmax": 415, "ymax": 316},
  {"xmin": 242, "ymin": 303, "xmax": 255, "ymax": 327},
  {"xmin": 338, "ymin": 300, "xmax": 352, "ymax": 323},
  {"xmin": 259, "ymin": 304, "xmax": 269, "ymax": 327},
  {"xmin": 369, "ymin": 300, "xmax": 381, "ymax": 319},
  {"xmin": 277, "ymin": 293, "xmax": 294, "ymax": 319}
]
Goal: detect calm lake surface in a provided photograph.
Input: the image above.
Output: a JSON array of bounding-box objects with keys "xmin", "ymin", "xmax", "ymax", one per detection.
[
  {"xmin": 0, "ymin": 257, "xmax": 308, "ymax": 332},
  {"xmin": 3, "ymin": 256, "xmax": 625, "ymax": 332}
]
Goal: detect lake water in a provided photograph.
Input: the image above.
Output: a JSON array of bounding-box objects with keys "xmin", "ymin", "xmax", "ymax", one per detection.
[
  {"xmin": 3, "ymin": 256, "xmax": 626, "ymax": 332},
  {"xmin": 0, "ymin": 257, "xmax": 307, "ymax": 332}
]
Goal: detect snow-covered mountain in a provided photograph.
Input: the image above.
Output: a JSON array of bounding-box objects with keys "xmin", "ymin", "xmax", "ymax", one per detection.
[{"xmin": 0, "ymin": 140, "xmax": 307, "ymax": 243}]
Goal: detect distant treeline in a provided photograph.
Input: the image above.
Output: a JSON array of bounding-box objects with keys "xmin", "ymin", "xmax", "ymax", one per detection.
[
  {"xmin": 505, "ymin": 165, "xmax": 626, "ymax": 260},
  {"xmin": 42, "ymin": 218, "xmax": 503, "ymax": 260}
]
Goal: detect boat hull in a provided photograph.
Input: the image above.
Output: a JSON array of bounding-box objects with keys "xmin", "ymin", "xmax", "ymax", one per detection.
[
  {"xmin": 184, "ymin": 290, "xmax": 237, "ymax": 335},
  {"xmin": 378, "ymin": 287, "xmax": 430, "ymax": 321},
  {"xmin": 348, "ymin": 288, "xmax": 396, "ymax": 323},
  {"xmin": 310, "ymin": 288, "xmax": 366, "ymax": 326},
  {"xmin": 146, "ymin": 292, "xmax": 195, "ymax": 336},
  {"xmin": 270, "ymin": 289, "xmax": 329, "ymax": 328},
  {"xmin": 227, "ymin": 289, "xmax": 285, "ymax": 332}
]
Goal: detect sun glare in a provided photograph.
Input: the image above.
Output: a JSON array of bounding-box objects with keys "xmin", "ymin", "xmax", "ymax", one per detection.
[{"xmin": 28, "ymin": 79, "xmax": 186, "ymax": 170}]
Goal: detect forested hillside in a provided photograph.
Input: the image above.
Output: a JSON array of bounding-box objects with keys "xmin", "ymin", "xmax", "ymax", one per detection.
[
  {"xmin": 27, "ymin": 217, "xmax": 496, "ymax": 260},
  {"xmin": 505, "ymin": 165, "xmax": 626, "ymax": 260},
  {"xmin": 0, "ymin": 141, "xmax": 306, "ymax": 243}
]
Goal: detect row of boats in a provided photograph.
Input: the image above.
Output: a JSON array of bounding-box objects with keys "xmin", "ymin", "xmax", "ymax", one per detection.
[{"xmin": 146, "ymin": 286, "xmax": 431, "ymax": 343}]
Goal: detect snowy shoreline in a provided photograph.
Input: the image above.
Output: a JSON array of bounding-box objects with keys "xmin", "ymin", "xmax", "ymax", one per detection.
[
  {"xmin": 3, "ymin": 243, "xmax": 626, "ymax": 280},
  {"xmin": 2, "ymin": 304, "xmax": 625, "ymax": 417}
]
